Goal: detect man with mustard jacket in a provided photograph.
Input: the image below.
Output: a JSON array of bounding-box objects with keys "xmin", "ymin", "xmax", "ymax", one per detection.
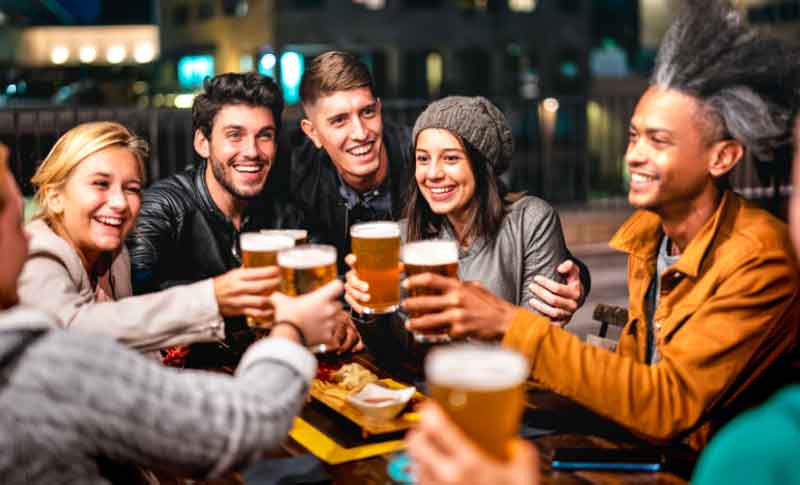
[{"xmin": 402, "ymin": 0, "xmax": 800, "ymax": 451}]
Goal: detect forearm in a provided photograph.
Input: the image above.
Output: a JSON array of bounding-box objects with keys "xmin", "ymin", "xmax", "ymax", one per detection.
[{"xmin": 4, "ymin": 331, "xmax": 314, "ymax": 478}]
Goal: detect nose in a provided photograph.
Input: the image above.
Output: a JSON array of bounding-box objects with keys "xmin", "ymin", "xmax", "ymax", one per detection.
[
  {"xmin": 107, "ymin": 187, "xmax": 128, "ymax": 211},
  {"xmin": 625, "ymin": 138, "xmax": 646, "ymax": 167},
  {"xmin": 350, "ymin": 116, "xmax": 367, "ymax": 141},
  {"xmin": 426, "ymin": 158, "xmax": 445, "ymax": 180},
  {"xmin": 242, "ymin": 135, "xmax": 258, "ymax": 159}
]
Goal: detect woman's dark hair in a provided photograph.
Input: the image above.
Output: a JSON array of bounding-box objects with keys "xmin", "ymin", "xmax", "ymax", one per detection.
[
  {"xmin": 192, "ymin": 72, "xmax": 284, "ymax": 139},
  {"xmin": 404, "ymin": 134, "xmax": 510, "ymax": 244}
]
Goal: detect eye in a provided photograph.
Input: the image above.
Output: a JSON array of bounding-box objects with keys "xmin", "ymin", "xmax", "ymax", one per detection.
[
  {"xmin": 415, "ymin": 153, "xmax": 429, "ymax": 164},
  {"xmin": 330, "ymin": 115, "xmax": 347, "ymax": 127},
  {"xmin": 650, "ymin": 135, "xmax": 670, "ymax": 146},
  {"xmin": 444, "ymin": 154, "xmax": 462, "ymax": 164},
  {"xmin": 361, "ymin": 106, "xmax": 377, "ymax": 118},
  {"xmin": 259, "ymin": 131, "xmax": 275, "ymax": 142},
  {"xmin": 226, "ymin": 130, "xmax": 242, "ymax": 140},
  {"xmin": 92, "ymin": 179, "xmax": 109, "ymax": 189},
  {"xmin": 627, "ymin": 130, "xmax": 637, "ymax": 143},
  {"xmin": 125, "ymin": 185, "xmax": 142, "ymax": 195}
]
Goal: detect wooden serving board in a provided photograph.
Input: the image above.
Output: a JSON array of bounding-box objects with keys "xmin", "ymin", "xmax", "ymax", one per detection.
[{"xmin": 310, "ymin": 378, "xmax": 422, "ymax": 437}]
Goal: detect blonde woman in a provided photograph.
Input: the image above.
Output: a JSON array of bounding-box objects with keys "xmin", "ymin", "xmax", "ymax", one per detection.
[{"xmin": 17, "ymin": 122, "xmax": 342, "ymax": 353}]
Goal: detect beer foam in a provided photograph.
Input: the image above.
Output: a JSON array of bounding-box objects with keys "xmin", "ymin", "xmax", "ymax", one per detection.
[
  {"xmin": 240, "ymin": 233, "xmax": 295, "ymax": 251},
  {"xmin": 402, "ymin": 240, "xmax": 458, "ymax": 266},
  {"xmin": 261, "ymin": 229, "xmax": 307, "ymax": 241},
  {"xmin": 278, "ymin": 245, "xmax": 337, "ymax": 269},
  {"xmin": 351, "ymin": 221, "xmax": 400, "ymax": 239},
  {"xmin": 426, "ymin": 344, "xmax": 529, "ymax": 391}
]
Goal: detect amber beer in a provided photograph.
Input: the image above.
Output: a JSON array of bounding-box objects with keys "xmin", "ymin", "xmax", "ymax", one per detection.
[
  {"xmin": 426, "ymin": 344, "xmax": 529, "ymax": 462},
  {"xmin": 401, "ymin": 240, "xmax": 459, "ymax": 342},
  {"xmin": 278, "ymin": 245, "xmax": 338, "ymax": 296},
  {"xmin": 350, "ymin": 221, "xmax": 401, "ymax": 314},
  {"xmin": 260, "ymin": 229, "xmax": 308, "ymax": 245},
  {"xmin": 240, "ymin": 232, "xmax": 295, "ymax": 328}
]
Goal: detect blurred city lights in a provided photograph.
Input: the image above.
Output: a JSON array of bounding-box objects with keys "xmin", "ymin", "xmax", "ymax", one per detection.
[
  {"xmin": 174, "ymin": 94, "xmax": 195, "ymax": 108},
  {"xmin": 106, "ymin": 45, "xmax": 126, "ymax": 64},
  {"xmin": 79, "ymin": 45, "xmax": 97, "ymax": 63},
  {"xmin": 133, "ymin": 43, "xmax": 155, "ymax": 63},
  {"xmin": 280, "ymin": 51, "xmax": 304, "ymax": 104},
  {"xmin": 178, "ymin": 55, "xmax": 215, "ymax": 89},
  {"xmin": 258, "ymin": 52, "xmax": 276, "ymax": 78},
  {"xmin": 543, "ymin": 97, "xmax": 560, "ymax": 113},
  {"xmin": 50, "ymin": 46, "xmax": 69, "ymax": 65}
]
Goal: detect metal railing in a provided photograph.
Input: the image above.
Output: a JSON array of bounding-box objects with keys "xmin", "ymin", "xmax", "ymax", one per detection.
[{"xmin": 0, "ymin": 98, "xmax": 781, "ymax": 207}]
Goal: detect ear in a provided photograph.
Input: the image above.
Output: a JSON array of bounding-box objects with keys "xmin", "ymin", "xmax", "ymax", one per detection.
[
  {"xmin": 708, "ymin": 140, "xmax": 744, "ymax": 178},
  {"xmin": 194, "ymin": 129, "xmax": 210, "ymax": 159},
  {"xmin": 44, "ymin": 187, "xmax": 64, "ymax": 216},
  {"xmin": 300, "ymin": 118, "xmax": 323, "ymax": 149}
]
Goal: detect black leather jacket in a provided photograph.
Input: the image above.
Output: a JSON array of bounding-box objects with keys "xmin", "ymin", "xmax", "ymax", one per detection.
[
  {"xmin": 126, "ymin": 160, "xmax": 297, "ymax": 365},
  {"xmin": 287, "ymin": 121, "xmax": 414, "ymax": 275}
]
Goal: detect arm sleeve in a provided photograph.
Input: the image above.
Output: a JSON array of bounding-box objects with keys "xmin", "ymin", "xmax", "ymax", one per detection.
[
  {"xmin": 521, "ymin": 203, "xmax": 570, "ymax": 310},
  {"xmin": 127, "ymin": 188, "xmax": 181, "ymax": 294},
  {"xmin": 503, "ymin": 249, "xmax": 799, "ymax": 441},
  {"xmin": 2, "ymin": 330, "xmax": 315, "ymax": 479},
  {"xmin": 17, "ymin": 253, "xmax": 225, "ymax": 352}
]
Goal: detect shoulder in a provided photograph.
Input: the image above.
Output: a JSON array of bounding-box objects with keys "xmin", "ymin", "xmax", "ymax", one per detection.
[
  {"xmin": 725, "ymin": 197, "xmax": 792, "ymax": 254},
  {"xmin": 506, "ymin": 195, "xmax": 559, "ymax": 224},
  {"xmin": 25, "ymin": 219, "xmax": 80, "ymax": 265},
  {"xmin": 21, "ymin": 220, "xmax": 84, "ymax": 288},
  {"xmin": 143, "ymin": 169, "xmax": 196, "ymax": 207}
]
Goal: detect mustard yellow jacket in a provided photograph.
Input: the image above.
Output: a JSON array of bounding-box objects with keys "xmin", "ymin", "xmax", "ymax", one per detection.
[{"xmin": 503, "ymin": 192, "xmax": 799, "ymax": 450}]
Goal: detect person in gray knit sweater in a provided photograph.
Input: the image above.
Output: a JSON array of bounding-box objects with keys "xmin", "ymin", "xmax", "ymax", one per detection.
[{"xmin": 0, "ymin": 145, "xmax": 342, "ymax": 483}]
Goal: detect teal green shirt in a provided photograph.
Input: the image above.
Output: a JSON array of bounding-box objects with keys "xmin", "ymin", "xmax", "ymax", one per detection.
[{"xmin": 692, "ymin": 385, "xmax": 800, "ymax": 485}]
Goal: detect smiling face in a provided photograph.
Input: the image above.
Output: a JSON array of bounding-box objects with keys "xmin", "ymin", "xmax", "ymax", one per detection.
[
  {"xmin": 414, "ymin": 128, "xmax": 477, "ymax": 223},
  {"xmin": 195, "ymin": 103, "xmax": 277, "ymax": 203},
  {"xmin": 300, "ymin": 87, "xmax": 386, "ymax": 189},
  {"xmin": 626, "ymin": 87, "xmax": 734, "ymax": 217},
  {"xmin": 48, "ymin": 146, "xmax": 143, "ymax": 269}
]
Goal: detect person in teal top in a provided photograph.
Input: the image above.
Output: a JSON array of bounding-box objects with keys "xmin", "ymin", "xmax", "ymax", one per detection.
[{"xmin": 691, "ymin": 385, "xmax": 800, "ymax": 485}]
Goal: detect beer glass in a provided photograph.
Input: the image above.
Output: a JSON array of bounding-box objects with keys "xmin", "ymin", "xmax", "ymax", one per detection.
[
  {"xmin": 240, "ymin": 232, "xmax": 295, "ymax": 329},
  {"xmin": 401, "ymin": 240, "xmax": 459, "ymax": 342},
  {"xmin": 260, "ymin": 228, "xmax": 308, "ymax": 245},
  {"xmin": 278, "ymin": 244, "xmax": 338, "ymax": 353},
  {"xmin": 426, "ymin": 344, "xmax": 529, "ymax": 462},
  {"xmin": 350, "ymin": 221, "xmax": 401, "ymax": 314}
]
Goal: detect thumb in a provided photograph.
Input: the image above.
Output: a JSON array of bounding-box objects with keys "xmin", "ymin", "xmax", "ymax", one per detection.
[{"xmin": 311, "ymin": 279, "xmax": 344, "ymax": 302}]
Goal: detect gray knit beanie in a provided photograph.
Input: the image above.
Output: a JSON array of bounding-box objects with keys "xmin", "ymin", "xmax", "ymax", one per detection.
[{"xmin": 412, "ymin": 96, "xmax": 514, "ymax": 174}]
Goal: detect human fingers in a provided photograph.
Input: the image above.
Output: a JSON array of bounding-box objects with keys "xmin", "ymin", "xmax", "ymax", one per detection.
[
  {"xmin": 527, "ymin": 297, "xmax": 573, "ymax": 322},
  {"xmin": 234, "ymin": 266, "xmax": 281, "ymax": 280},
  {"xmin": 345, "ymin": 253, "xmax": 357, "ymax": 270},
  {"xmin": 403, "ymin": 272, "xmax": 461, "ymax": 292}
]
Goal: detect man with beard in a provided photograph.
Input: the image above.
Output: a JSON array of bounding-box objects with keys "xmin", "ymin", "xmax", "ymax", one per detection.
[{"xmin": 128, "ymin": 73, "xmax": 358, "ymax": 366}]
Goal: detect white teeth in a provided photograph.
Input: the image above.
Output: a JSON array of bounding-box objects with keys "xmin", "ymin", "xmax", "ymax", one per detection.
[
  {"xmin": 349, "ymin": 144, "xmax": 372, "ymax": 156},
  {"xmin": 96, "ymin": 216, "xmax": 123, "ymax": 226},
  {"xmin": 430, "ymin": 187, "xmax": 454, "ymax": 194},
  {"xmin": 234, "ymin": 165, "xmax": 262, "ymax": 173},
  {"xmin": 631, "ymin": 173, "xmax": 655, "ymax": 183}
]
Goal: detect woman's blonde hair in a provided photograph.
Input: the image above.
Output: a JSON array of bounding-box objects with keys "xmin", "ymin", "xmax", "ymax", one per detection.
[{"xmin": 31, "ymin": 121, "xmax": 149, "ymax": 224}]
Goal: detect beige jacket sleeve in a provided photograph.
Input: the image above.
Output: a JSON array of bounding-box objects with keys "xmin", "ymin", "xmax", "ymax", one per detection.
[{"xmin": 16, "ymin": 220, "xmax": 225, "ymax": 352}]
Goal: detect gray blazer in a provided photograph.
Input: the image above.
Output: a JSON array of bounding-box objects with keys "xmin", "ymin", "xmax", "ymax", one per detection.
[{"xmin": 16, "ymin": 219, "xmax": 225, "ymax": 352}]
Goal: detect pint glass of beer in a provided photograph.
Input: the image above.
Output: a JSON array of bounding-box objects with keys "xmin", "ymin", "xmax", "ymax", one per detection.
[
  {"xmin": 401, "ymin": 240, "xmax": 459, "ymax": 342},
  {"xmin": 350, "ymin": 221, "xmax": 401, "ymax": 314},
  {"xmin": 426, "ymin": 344, "xmax": 529, "ymax": 462},
  {"xmin": 260, "ymin": 228, "xmax": 308, "ymax": 245},
  {"xmin": 278, "ymin": 245, "xmax": 338, "ymax": 353},
  {"xmin": 278, "ymin": 244, "xmax": 338, "ymax": 296},
  {"xmin": 240, "ymin": 232, "xmax": 295, "ymax": 329}
]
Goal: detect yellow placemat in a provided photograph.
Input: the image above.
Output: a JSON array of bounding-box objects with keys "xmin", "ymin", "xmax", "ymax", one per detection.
[{"xmin": 289, "ymin": 417, "xmax": 406, "ymax": 465}]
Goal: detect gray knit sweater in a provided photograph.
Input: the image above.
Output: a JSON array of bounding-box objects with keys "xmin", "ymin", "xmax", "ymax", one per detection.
[{"xmin": 0, "ymin": 307, "xmax": 316, "ymax": 484}]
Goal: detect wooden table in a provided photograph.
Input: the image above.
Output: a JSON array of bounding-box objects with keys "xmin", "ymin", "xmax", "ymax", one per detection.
[{"xmin": 279, "ymin": 352, "xmax": 697, "ymax": 485}]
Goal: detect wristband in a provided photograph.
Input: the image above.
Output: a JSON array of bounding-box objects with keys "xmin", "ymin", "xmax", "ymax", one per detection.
[{"xmin": 273, "ymin": 320, "xmax": 307, "ymax": 347}]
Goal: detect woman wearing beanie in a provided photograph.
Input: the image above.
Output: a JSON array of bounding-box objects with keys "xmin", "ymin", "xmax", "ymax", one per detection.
[{"xmin": 345, "ymin": 96, "xmax": 572, "ymax": 354}]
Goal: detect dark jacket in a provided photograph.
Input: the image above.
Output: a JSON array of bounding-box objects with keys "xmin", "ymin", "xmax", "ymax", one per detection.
[
  {"xmin": 126, "ymin": 160, "xmax": 297, "ymax": 365},
  {"xmin": 288, "ymin": 121, "xmax": 413, "ymax": 275}
]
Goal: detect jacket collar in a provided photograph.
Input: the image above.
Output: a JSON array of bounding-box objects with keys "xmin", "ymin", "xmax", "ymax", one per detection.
[{"xmin": 610, "ymin": 190, "xmax": 739, "ymax": 278}]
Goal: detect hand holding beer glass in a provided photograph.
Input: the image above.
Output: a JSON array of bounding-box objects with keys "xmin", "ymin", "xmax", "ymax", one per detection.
[
  {"xmin": 239, "ymin": 232, "xmax": 295, "ymax": 331},
  {"xmin": 425, "ymin": 344, "xmax": 529, "ymax": 462},
  {"xmin": 349, "ymin": 222, "xmax": 402, "ymax": 314},
  {"xmin": 278, "ymin": 244, "xmax": 339, "ymax": 352},
  {"xmin": 401, "ymin": 240, "xmax": 459, "ymax": 342}
]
